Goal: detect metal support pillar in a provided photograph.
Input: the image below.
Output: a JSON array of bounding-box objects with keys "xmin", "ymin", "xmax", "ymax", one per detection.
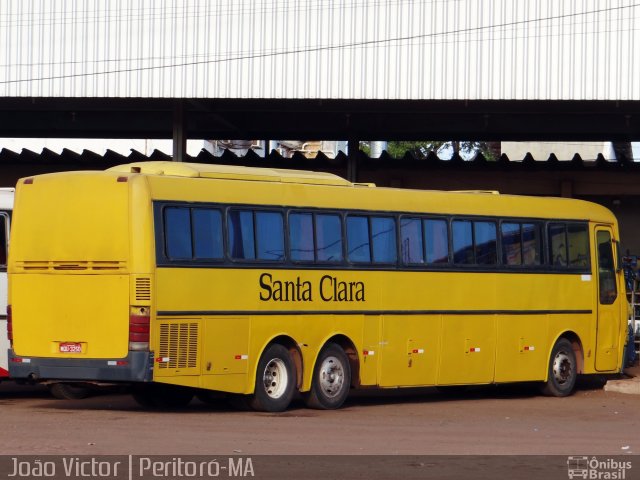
[
  {"xmin": 347, "ymin": 138, "xmax": 359, "ymax": 182},
  {"xmin": 172, "ymin": 101, "xmax": 186, "ymax": 162}
]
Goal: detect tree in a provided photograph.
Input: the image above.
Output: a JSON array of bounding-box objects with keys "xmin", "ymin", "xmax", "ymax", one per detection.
[{"xmin": 383, "ymin": 141, "xmax": 499, "ymax": 160}]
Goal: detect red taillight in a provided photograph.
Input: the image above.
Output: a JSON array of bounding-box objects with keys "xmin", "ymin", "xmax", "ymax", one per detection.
[
  {"xmin": 129, "ymin": 306, "xmax": 150, "ymax": 351},
  {"xmin": 6, "ymin": 305, "xmax": 13, "ymax": 345}
]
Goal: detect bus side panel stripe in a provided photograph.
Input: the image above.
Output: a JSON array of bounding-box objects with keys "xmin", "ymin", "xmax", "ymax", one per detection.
[{"xmin": 156, "ymin": 309, "xmax": 592, "ymax": 316}]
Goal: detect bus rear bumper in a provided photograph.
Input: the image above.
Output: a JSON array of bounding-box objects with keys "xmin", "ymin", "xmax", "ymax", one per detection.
[{"xmin": 7, "ymin": 350, "xmax": 154, "ymax": 383}]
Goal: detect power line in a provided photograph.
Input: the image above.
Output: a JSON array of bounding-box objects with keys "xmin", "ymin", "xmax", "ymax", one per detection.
[
  {"xmin": 3, "ymin": 14, "xmax": 639, "ymax": 70},
  {"xmin": 1, "ymin": 2, "xmax": 638, "ymax": 85},
  {"xmin": 0, "ymin": 0, "xmax": 444, "ymax": 29}
]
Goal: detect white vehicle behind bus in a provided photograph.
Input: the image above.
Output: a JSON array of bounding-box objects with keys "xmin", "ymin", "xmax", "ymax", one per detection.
[{"xmin": 0, "ymin": 187, "xmax": 14, "ymax": 379}]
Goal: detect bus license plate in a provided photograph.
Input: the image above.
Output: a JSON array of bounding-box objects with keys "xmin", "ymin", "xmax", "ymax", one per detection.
[{"xmin": 59, "ymin": 342, "xmax": 83, "ymax": 353}]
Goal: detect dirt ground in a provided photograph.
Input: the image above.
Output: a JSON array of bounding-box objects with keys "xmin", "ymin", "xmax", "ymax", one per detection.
[{"xmin": 0, "ymin": 373, "xmax": 638, "ymax": 457}]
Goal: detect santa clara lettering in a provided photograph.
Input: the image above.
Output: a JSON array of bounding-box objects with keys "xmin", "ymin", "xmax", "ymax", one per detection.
[
  {"xmin": 319, "ymin": 275, "xmax": 365, "ymax": 302},
  {"xmin": 259, "ymin": 273, "xmax": 365, "ymax": 302},
  {"xmin": 259, "ymin": 273, "xmax": 312, "ymax": 301}
]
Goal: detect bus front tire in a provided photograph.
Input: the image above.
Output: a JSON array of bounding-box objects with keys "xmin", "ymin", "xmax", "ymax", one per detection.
[
  {"xmin": 304, "ymin": 343, "xmax": 351, "ymax": 410},
  {"xmin": 541, "ymin": 338, "xmax": 577, "ymax": 397},
  {"xmin": 248, "ymin": 344, "xmax": 296, "ymax": 412}
]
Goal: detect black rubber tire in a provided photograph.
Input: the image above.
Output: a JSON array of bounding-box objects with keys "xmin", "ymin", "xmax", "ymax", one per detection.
[
  {"xmin": 247, "ymin": 344, "xmax": 296, "ymax": 412},
  {"xmin": 540, "ymin": 338, "xmax": 577, "ymax": 397},
  {"xmin": 48, "ymin": 382, "xmax": 91, "ymax": 400},
  {"xmin": 304, "ymin": 343, "xmax": 351, "ymax": 410},
  {"xmin": 131, "ymin": 383, "xmax": 194, "ymax": 408}
]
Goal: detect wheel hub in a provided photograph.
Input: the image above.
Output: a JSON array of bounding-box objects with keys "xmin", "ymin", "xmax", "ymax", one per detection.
[
  {"xmin": 318, "ymin": 356, "xmax": 345, "ymax": 398},
  {"xmin": 262, "ymin": 358, "xmax": 288, "ymax": 399},
  {"xmin": 552, "ymin": 351, "xmax": 572, "ymax": 385}
]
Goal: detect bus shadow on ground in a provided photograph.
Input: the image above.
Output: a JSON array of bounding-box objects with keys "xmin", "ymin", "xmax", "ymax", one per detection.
[
  {"xmin": 0, "ymin": 381, "xmax": 50, "ymax": 400},
  {"xmin": 26, "ymin": 373, "xmax": 616, "ymax": 413}
]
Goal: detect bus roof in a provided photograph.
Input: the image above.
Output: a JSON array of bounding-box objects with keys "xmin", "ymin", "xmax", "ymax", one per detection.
[
  {"xmin": 8, "ymin": 160, "xmax": 605, "ymax": 227},
  {"xmin": 101, "ymin": 161, "xmax": 616, "ymax": 224},
  {"xmin": 107, "ymin": 161, "xmax": 353, "ymax": 187}
]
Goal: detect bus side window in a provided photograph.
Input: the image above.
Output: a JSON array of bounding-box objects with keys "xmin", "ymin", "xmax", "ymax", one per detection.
[
  {"xmin": 255, "ymin": 211, "xmax": 284, "ymax": 261},
  {"xmin": 289, "ymin": 212, "xmax": 314, "ymax": 262},
  {"xmin": 568, "ymin": 224, "xmax": 589, "ymax": 268},
  {"xmin": 425, "ymin": 219, "xmax": 449, "ymax": 264},
  {"xmin": 474, "ymin": 221, "xmax": 497, "ymax": 265},
  {"xmin": 165, "ymin": 207, "xmax": 193, "ymax": 259},
  {"xmin": 522, "ymin": 223, "xmax": 542, "ymax": 266},
  {"xmin": 400, "ymin": 217, "xmax": 424, "ymax": 264},
  {"xmin": 501, "ymin": 222, "xmax": 522, "ymax": 265},
  {"xmin": 549, "ymin": 223, "xmax": 568, "ymax": 267},
  {"xmin": 502, "ymin": 222, "xmax": 542, "ymax": 267},
  {"xmin": 371, "ymin": 216, "xmax": 396, "ymax": 263},
  {"xmin": 316, "ymin": 214, "xmax": 343, "ymax": 262},
  {"xmin": 452, "ymin": 220, "xmax": 474, "ymax": 265},
  {"xmin": 346, "ymin": 216, "xmax": 371, "ymax": 263},
  {"xmin": 192, "ymin": 208, "xmax": 223, "ymax": 260},
  {"xmin": 228, "ymin": 210, "xmax": 256, "ymax": 260},
  {"xmin": 597, "ymin": 231, "xmax": 617, "ymax": 304}
]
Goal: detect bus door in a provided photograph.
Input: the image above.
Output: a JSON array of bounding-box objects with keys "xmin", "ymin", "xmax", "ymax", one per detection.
[{"xmin": 594, "ymin": 227, "xmax": 621, "ymax": 371}]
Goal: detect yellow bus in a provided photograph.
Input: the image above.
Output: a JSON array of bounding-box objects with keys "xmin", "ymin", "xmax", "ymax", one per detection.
[{"xmin": 8, "ymin": 161, "xmax": 628, "ymax": 411}]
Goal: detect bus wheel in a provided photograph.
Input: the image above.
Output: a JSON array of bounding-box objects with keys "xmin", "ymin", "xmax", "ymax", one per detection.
[
  {"xmin": 541, "ymin": 338, "xmax": 577, "ymax": 397},
  {"xmin": 48, "ymin": 382, "xmax": 91, "ymax": 400},
  {"xmin": 304, "ymin": 343, "xmax": 351, "ymax": 410},
  {"xmin": 248, "ymin": 344, "xmax": 295, "ymax": 412}
]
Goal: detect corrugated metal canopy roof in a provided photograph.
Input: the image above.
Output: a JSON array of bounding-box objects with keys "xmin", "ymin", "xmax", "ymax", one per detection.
[{"xmin": 0, "ymin": 146, "xmax": 636, "ymax": 171}]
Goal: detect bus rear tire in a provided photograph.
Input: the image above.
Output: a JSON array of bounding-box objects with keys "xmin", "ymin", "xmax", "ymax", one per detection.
[
  {"xmin": 248, "ymin": 344, "xmax": 295, "ymax": 412},
  {"xmin": 303, "ymin": 343, "xmax": 351, "ymax": 410},
  {"xmin": 48, "ymin": 382, "xmax": 91, "ymax": 400},
  {"xmin": 540, "ymin": 338, "xmax": 577, "ymax": 397}
]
